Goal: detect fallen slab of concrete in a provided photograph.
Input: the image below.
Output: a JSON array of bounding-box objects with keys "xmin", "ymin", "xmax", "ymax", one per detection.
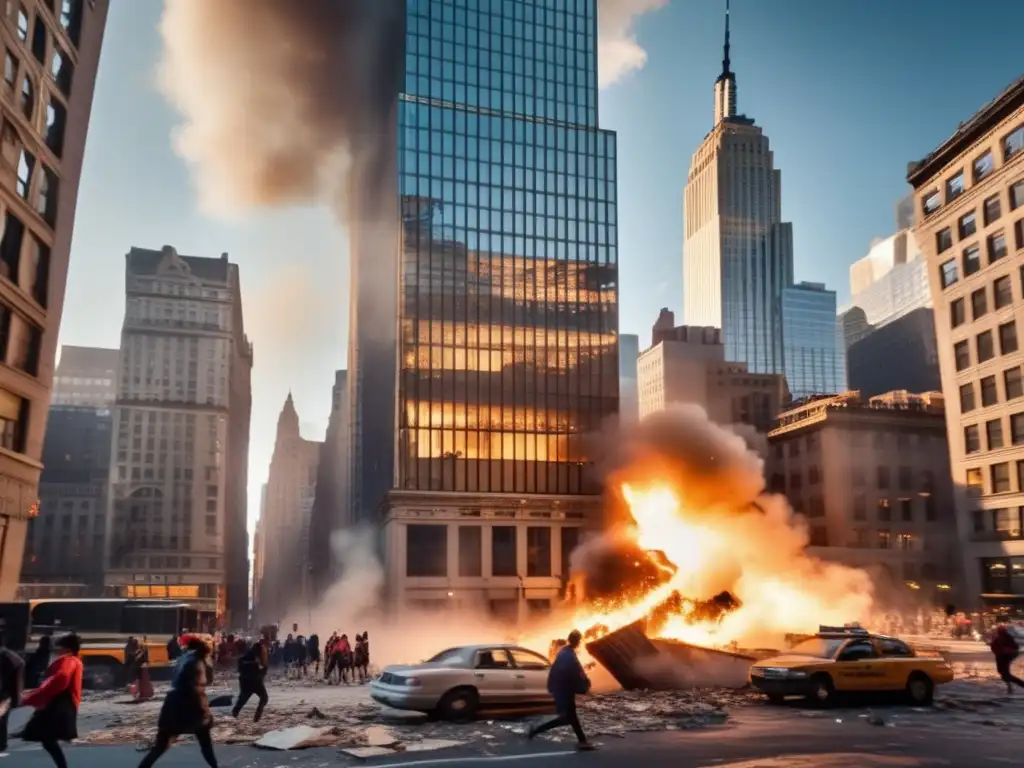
[{"xmin": 586, "ymin": 620, "xmax": 755, "ymax": 690}]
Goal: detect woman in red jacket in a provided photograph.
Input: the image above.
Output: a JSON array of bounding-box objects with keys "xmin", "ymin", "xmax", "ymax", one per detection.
[{"xmin": 20, "ymin": 633, "xmax": 83, "ymax": 768}]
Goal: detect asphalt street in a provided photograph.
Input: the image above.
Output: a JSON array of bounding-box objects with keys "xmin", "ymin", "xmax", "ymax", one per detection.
[{"xmin": 5, "ymin": 704, "xmax": 1024, "ymax": 767}]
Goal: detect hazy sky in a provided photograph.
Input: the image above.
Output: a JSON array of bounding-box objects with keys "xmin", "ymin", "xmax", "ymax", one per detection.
[{"xmin": 59, "ymin": 0, "xmax": 1024, "ymax": 535}]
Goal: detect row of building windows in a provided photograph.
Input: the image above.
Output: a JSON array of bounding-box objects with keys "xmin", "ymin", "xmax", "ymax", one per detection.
[
  {"xmin": 972, "ymin": 507, "xmax": 1024, "ymax": 539},
  {"xmin": 980, "ymin": 556, "xmax": 1024, "ymax": 594},
  {"xmin": 965, "ymin": 458, "xmax": 1024, "ymax": 496},
  {"xmin": 772, "ymin": 428, "xmax": 941, "ymax": 457},
  {"xmin": 923, "ymin": 123, "xmax": 1024, "ymax": 219},
  {"xmin": 846, "ymin": 528, "xmax": 918, "ymax": 551},
  {"xmin": 953, "ymin": 318, "xmax": 1019, "ymax": 371},
  {"xmin": 405, "ymin": 523, "xmax": 580, "ymax": 579},
  {"xmin": 0, "ymin": 209, "xmax": 50, "ymax": 307},
  {"xmin": 949, "ymin": 266, "xmax": 1019, "ymax": 329},
  {"xmin": 937, "ymin": 179, "xmax": 1024, "ymax": 289},
  {"xmin": 960, "ymin": 364, "xmax": 1023, "ymax": 416}
]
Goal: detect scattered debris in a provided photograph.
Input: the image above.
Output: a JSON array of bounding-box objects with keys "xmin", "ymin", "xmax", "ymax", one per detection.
[
  {"xmin": 307, "ymin": 706, "xmax": 327, "ymax": 720},
  {"xmin": 363, "ymin": 725, "xmax": 400, "ymax": 748},
  {"xmin": 255, "ymin": 725, "xmax": 336, "ymax": 750}
]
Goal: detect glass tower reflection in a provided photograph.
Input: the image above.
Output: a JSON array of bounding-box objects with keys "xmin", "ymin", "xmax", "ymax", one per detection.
[{"xmin": 397, "ymin": 0, "xmax": 618, "ymax": 496}]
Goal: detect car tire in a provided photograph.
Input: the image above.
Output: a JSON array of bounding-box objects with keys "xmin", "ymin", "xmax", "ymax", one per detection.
[
  {"xmin": 807, "ymin": 674, "xmax": 835, "ymax": 708},
  {"xmin": 767, "ymin": 694, "xmax": 786, "ymax": 705},
  {"xmin": 906, "ymin": 673, "xmax": 934, "ymax": 706},
  {"xmin": 438, "ymin": 687, "xmax": 479, "ymax": 722}
]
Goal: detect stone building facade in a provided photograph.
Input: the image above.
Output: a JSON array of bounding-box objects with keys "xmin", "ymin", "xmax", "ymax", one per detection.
[
  {"xmin": 103, "ymin": 246, "xmax": 252, "ymax": 623},
  {"xmin": 766, "ymin": 391, "xmax": 960, "ymax": 602},
  {"xmin": 908, "ymin": 77, "xmax": 1024, "ymax": 606},
  {"xmin": 0, "ymin": 0, "xmax": 108, "ymax": 599}
]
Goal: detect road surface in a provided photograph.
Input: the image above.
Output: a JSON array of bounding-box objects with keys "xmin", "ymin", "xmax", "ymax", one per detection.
[{"xmin": 5, "ymin": 701, "xmax": 1024, "ymax": 767}]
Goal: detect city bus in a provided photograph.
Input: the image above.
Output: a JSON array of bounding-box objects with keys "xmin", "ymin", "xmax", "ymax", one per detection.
[{"xmin": 0, "ymin": 598, "xmax": 216, "ymax": 688}]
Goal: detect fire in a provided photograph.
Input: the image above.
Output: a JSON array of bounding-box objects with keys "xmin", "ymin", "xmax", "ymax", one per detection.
[{"xmin": 569, "ymin": 481, "xmax": 874, "ymax": 650}]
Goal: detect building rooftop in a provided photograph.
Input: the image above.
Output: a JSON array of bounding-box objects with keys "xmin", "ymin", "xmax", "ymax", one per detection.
[
  {"xmin": 769, "ymin": 390, "xmax": 945, "ymax": 437},
  {"xmin": 127, "ymin": 245, "xmax": 232, "ymax": 283},
  {"xmin": 56, "ymin": 345, "xmax": 118, "ymax": 373},
  {"xmin": 907, "ymin": 76, "xmax": 1024, "ymax": 188}
]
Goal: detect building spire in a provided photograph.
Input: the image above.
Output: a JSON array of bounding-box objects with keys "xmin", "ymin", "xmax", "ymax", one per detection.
[
  {"xmin": 713, "ymin": 0, "xmax": 738, "ymax": 125},
  {"xmin": 722, "ymin": 0, "xmax": 731, "ymax": 77}
]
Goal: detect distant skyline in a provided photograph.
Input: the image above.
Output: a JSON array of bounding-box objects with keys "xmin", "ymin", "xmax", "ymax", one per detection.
[{"xmin": 57, "ymin": 0, "xmax": 1024, "ymax": 535}]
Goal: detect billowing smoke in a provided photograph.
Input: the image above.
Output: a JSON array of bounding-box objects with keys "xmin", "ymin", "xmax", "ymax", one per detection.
[
  {"xmin": 280, "ymin": 525, "xmax": 571, "ymax": 669},
  {"xmin": 158, "ymin": 0, "xmax": 665, "ymax": 221},
  {"xmin": 158, "ymin": 0, "xmax": 404, "ymax": 219},
  {"xmin": 597, "ymin": 0, "xmax": 669, "ymax": 87}
]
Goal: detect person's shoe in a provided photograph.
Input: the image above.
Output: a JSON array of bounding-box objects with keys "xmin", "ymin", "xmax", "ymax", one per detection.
[
  {"xmin": 577, "ymin": 742, "xmax": 597, "ymax": 751},
  {"xmin": 525, "ymin": 726, "xmax": 536, "ymax": 740}
]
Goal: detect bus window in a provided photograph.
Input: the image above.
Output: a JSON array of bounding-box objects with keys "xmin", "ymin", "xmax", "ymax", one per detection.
[{"xmin": 31, "ymin": 601, "xmax": 123, "ymax": 634}]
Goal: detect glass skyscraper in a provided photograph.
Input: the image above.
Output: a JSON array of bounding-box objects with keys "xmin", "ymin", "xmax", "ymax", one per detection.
[
  {"xmin": 782, "ymin": 282, "xmax": 846, "ymax": 400},
  {"xmin": 392, "ymin": 0, "xmax": 618, "ymax": 498}
]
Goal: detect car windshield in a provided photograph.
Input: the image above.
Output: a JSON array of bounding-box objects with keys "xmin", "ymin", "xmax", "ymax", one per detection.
[
  {"xmin": 425, "ymin": 647, "xmax": 469, "ymax": 665},
  {"xmin": 788, "ymin": 637, "xmax": 846, "ymax": 659}
]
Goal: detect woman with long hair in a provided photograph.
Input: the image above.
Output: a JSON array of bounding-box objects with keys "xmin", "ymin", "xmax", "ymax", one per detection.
[
  {"xmin": 19, "ymin": 633, "xmax": 84, "ymax": 768},
  {"xmin": 137, "ymin": 636, "xmax": 218, "ymax": 767}
]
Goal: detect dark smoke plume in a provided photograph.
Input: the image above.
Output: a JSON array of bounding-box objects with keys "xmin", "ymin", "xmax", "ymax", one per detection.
[{"xmin": 158, "ymin": 0, "xmax": 404, "ymax": 219}]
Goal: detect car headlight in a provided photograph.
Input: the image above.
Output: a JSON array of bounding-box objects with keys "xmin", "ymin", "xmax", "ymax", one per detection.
[{"xmin": 786, "ymin": 670, "xmax": 808, "ymax": 679}]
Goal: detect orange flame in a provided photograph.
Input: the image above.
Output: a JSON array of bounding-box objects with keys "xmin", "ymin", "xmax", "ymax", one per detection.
[{"xmin": 569, "ymin": 481, "xmax": 874, "ymax": 649}]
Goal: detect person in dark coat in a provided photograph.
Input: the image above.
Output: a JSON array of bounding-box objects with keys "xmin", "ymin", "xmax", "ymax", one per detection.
[
  {"xmin": 527, "ymin": 629, "xmax": 594, "ymax": 750},
  {"xmin": 0, "ymin": 626, "xmax": 25, "ymax": 755},
  {"xmin": 19, "ymin": 633, "xmax": 83, "ymax": 768},
  {"xmin": 231, "ymin": 641, "xmax": 269, "ymax": 722},
  {"xmin": 137, "ymin": 636, "xmax": 218, "ymax": 767},
  {"xmin": 25, "ymin": 634, "xmax": 52, "ymax": 689},
  {"xmin": 990, "ymin": 623, "xmax": 1024, "ymax": 693},
  {"xmin": 166, "ymin": 635, "xmax": 181, "ymax": 661}
]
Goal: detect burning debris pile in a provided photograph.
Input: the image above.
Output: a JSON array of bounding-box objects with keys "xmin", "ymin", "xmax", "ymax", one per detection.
[{"xmin": 562, "ymin": 405, "xmax": 875, "ymax": 659}]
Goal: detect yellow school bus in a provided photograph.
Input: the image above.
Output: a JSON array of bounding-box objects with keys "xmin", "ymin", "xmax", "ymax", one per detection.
[{"xmin": 0, "ymin": 598, "xmax": 216, "ymax": 689}]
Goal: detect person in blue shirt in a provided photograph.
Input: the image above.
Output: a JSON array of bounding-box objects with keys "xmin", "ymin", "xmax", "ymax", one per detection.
[{"xmin": 528, "ymin": 630, "xmax": 595, "ymax": 750}]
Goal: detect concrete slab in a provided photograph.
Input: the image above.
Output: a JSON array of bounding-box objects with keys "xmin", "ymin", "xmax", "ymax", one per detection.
[
  {"xmin": 364, "ymin": 724, "xmax": 400, "ymax": 747},
  {"xmin": 253, "ymin": 725, "xmax": 333, "ymax": 750}
]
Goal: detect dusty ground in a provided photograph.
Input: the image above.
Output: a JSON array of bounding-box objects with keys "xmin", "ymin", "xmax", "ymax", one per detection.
[{"xmin": 6, "ymin": 637, "xmax": 1014, "ymax": 759}]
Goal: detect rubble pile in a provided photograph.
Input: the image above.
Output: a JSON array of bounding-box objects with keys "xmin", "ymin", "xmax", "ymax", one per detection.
[{"xmin": 577, "ymin": 689, "xmax": 751, "ymax": 736}]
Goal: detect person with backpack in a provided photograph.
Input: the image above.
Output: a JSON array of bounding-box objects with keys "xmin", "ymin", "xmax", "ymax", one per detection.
[
  {"xmin": 991, "ymin": 621, "xmax": 1024, "ymax": 694},
  {"xmin": 0, "ymin": 626, "xmax": 25, "ymax": 756}
]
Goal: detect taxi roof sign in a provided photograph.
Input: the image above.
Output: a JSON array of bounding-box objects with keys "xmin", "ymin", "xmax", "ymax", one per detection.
[{"xmin": 818, "ymin": 623, "xmax": 868, "ymax": 635}]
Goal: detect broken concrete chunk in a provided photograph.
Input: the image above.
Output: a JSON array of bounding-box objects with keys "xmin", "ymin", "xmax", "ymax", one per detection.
[
  {"xmin": 363, "ymin": 725, "xmax": 400, "ymax": 747},
  {"xmin": 254, "ymin": 725, "xmax": 334, "ymax": 750}
]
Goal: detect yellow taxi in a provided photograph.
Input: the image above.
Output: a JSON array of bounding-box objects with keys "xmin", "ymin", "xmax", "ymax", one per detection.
[{"xmin": 749, "ymin": 626, "xmax": 954, "ymax": 706}]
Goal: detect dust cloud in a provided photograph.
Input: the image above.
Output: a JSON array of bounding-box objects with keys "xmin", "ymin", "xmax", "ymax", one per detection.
[{"xmin": 280, "ymin": 525, "xmax": 571, "ymax": 669}]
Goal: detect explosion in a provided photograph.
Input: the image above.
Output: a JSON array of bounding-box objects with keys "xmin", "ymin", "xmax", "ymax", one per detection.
[{"xmin": 566, "ymin": 405, "xmax": 875, "ymax": 651}]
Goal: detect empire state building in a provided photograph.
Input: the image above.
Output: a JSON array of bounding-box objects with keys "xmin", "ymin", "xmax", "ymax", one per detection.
[{"xmin": 683, "ymin": 1, "xmax": 793, "ymax": 374}]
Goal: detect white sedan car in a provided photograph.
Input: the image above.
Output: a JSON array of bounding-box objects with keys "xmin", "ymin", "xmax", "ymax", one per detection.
[{"xmin": 370, "ymin": 644, "xmax": 554, "ymax": 720}]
